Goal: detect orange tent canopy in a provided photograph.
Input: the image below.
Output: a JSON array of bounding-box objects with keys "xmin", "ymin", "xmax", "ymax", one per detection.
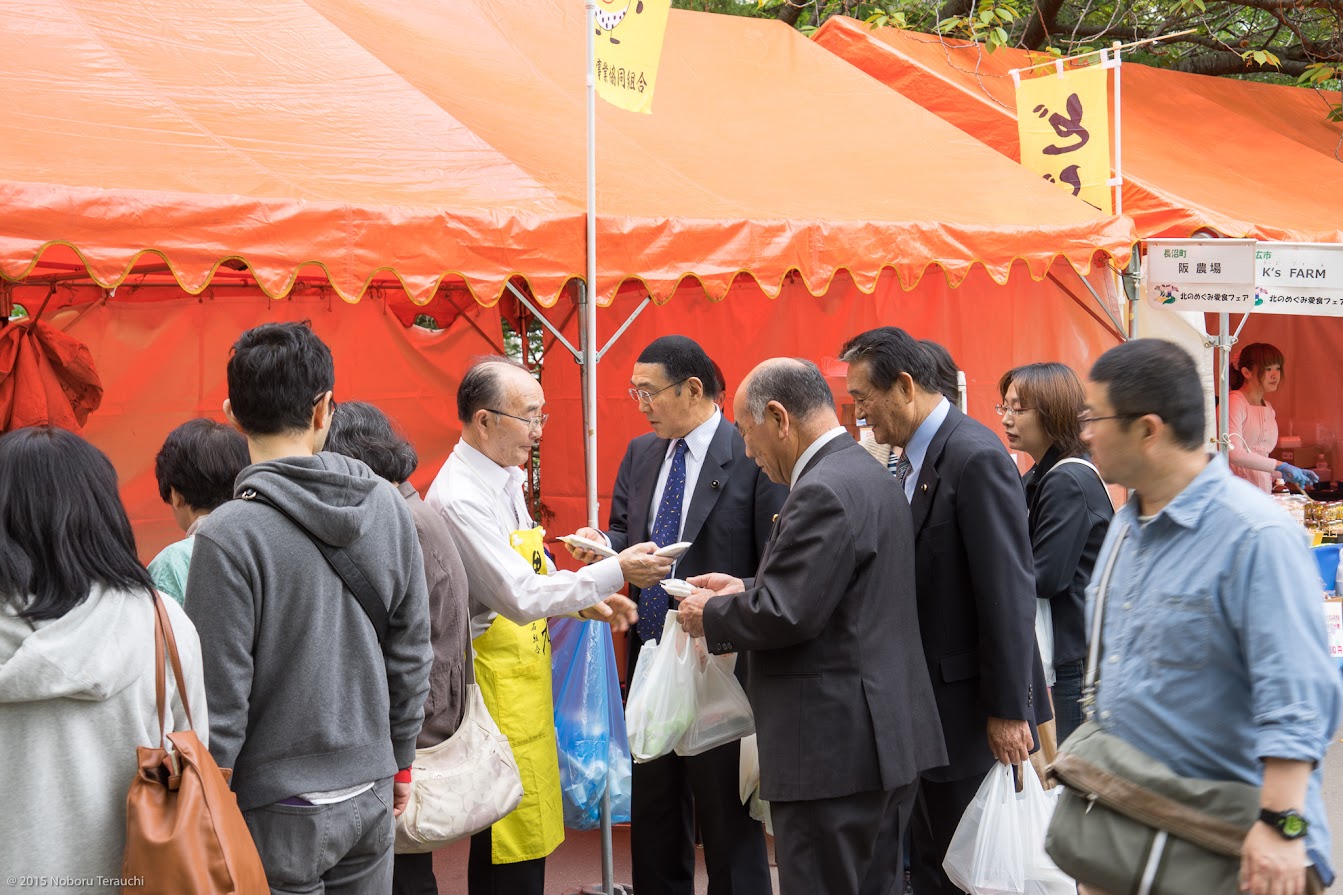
[
  {"xmin": 0, "ymin": 0, "xmax": 1131, "ymax": 309},
  {"xmin": 815, "ymin": 18, "xmax": 1343, "ymax": 243}
]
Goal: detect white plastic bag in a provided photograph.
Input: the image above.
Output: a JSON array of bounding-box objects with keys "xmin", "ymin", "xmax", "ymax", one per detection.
[
  {"xmin": 737, "ymin": 733, "xmax": 773, "ymax": 835},
  {"xmin": 943, "ymin": 763, "xmax": 1072, "ymax": 895},
  {"xmin": 675, "ymin": 641, "xmax": 754, "ymax": 757},
  {"xmin": 624, "ymin": 611, "xmax": 698, "ymax": 763}
]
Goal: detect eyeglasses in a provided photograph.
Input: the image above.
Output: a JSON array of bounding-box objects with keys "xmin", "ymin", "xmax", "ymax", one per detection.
[
  {"xmin": 995, "ymin": 404, "xmax": 1034, "ymax": 418},
  {"xmin": 487, "ymin": 409, "xmax": 549, "ymax": 431},
  {"xmin": 628, "ymin": 378, "xmax": 688, "ymax": 404},
  {"xmin": 1078, "ymin": 412, "xmax": 1140, "ymax": 428}
]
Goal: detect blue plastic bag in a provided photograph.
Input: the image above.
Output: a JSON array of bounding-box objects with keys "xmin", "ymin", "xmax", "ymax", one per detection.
[{"xmin": 550, "ymin": 616, "xmax": 633, "ymax": 829}]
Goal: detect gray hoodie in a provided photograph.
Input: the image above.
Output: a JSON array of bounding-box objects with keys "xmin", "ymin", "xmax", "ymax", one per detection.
[
  {"xmin": 0, "ymin": 586, "xmax": 205, "ymax": 891},
  {"xmin": 185, "ymin": 452, "xmax": 431, "ymax": 812}
]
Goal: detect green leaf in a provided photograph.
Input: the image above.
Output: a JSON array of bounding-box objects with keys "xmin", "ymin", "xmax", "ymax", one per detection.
[{"xmin": 1163, "ymin": 297, "xmax": 1177, "ymax": 305}]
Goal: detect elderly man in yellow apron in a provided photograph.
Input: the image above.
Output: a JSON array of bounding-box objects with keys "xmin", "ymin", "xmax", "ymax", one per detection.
[{"xmin": 428, "ymin": 357, "xmax": 673, "ymax": 895}]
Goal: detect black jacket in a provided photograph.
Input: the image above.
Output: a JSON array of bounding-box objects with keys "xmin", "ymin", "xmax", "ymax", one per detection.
[
  {"xmin": 1022, "ymin": 447, "xmax": 1114, "ymax": 667},
  {"xmin": 908, "ymin": 406, "xmax": 1047, "ymax": 782}
]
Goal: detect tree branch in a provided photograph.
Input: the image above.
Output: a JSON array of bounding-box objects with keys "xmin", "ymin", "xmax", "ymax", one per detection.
[
  {"xmin": 775, "ymin": 0, "xmax": 806, "ymax": 26},
  {"xmin": 1175, "ymin": 49, "xmax": 1311, "ymax": 77},
  {"xmin": 1023, "ymin": 0, "xmax": 1068, "ymax": 49}
]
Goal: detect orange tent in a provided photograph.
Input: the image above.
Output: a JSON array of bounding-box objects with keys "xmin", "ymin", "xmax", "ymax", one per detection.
[
  {"xmin": 2, "ymin": 0, "xmax": 1136, "ymax": 557},
  {"xmin": 814, "ymin": 18, "xmax": 1343, "ymax": 243},
  {"xmin": 2, "ymin": 0, "xmax": 1131, "ymax": 308}
]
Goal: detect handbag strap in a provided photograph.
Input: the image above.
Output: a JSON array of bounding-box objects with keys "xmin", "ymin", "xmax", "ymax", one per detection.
[
  {"xmin": 1049, "ymin": 456, "xmax": 1103, "ymax": 481},
  {"xmin": 151, "ymin": 590, "xmax": 196, "ymax": 749},
  {"xmin": 1083, "ymin": 524, "xmax": 1128, "ymax": 720},
  {"xmin": 239, "ymin": 488, "xmax": 390, "ymax": 643}
]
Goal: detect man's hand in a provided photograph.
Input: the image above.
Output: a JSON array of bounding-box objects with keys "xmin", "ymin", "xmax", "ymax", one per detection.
[
  {"xmin": 578, "ymin": 593, "xmax": 640, "ymax": 633},
  {"xmin": 393, "ymin": 780, "xmax": 410, "ymax": 818},
  {"xmin": 677, "ymin": 587, "xmax": 720, "ymax": 638},
  {"xmin": 686, "ymin": 572, "xmax": 745, "ymax": 596},
  {"xmin": 565, "ymin": 526, "xmax": 609, "ymax": 565},
  {"xmin": 1240, "ymin": 821, "xmax": 1307, "ymax": 895},
  {"xmin": 986, "ymin": 717, "xmax": 1033, "ymax": 767},
  {"xmin": 617, "ymin": 542, "xmax": 675, "ymax": 588}
]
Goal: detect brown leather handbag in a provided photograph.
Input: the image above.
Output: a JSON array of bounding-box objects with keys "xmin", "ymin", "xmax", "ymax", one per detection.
[{"xmin": 122, "ymin": 593, "xmax": 268, "ymax": 894}]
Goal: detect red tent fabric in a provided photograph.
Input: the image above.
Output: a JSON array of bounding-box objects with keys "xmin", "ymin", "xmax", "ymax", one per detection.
[{"xmin": 0, "ymin": 317, "xmax": 102, "ymax": 431}]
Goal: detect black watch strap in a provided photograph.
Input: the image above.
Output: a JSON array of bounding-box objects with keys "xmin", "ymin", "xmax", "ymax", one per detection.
[{"xmin": 1259, "ymin": 808, "xmax": 1309, "ymax": 840}]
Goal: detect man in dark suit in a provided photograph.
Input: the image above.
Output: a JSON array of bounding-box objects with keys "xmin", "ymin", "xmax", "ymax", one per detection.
[
  {"xmin": 678, "ymin": 358, "xmax": 947, "ymax": 895},
  {"xmin": 567, "ymin": 335, "xmax": 785, "ymax": 895},
  {"xmin": 840, "ymin": 327, "xmax": 1043, "ymax": 895}
]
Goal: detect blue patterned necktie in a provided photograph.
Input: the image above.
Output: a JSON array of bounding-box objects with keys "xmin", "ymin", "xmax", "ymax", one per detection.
[
  {"xmin": 890, "ymin": 452, "xmax": 912, "ymax": 490},
  {"xmin": 636, "ymin": 439, "xmax": 688, "ymax": 642}
]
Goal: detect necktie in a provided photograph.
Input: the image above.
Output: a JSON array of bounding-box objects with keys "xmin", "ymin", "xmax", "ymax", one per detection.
[
  {"xmin": 892, "ymin": 452, "xmax": 913, "ymax": 489},
  {"xmin": 636, "ymin": 439, "xmax": 688, "ymax": 642}
]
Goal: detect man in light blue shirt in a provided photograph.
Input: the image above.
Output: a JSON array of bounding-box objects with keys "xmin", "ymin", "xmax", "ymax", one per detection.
[{"xmin": 1083, "ymin": 339, "xmax": 1341, "ymax": 895}]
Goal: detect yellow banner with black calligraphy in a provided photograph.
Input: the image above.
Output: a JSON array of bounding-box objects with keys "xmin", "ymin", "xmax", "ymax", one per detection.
[
  {"xmin": 1015, "ymin": 64, "xmax": 1112, "ymax": 213},
  {"xmin": 593, "ymin": 0, "xmax": 672, "ymax": 114}
]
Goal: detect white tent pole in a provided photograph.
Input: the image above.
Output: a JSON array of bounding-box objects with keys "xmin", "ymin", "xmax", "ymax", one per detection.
[
  {"xmin": 583, "ymin": 5, "xmax": 615, "ymax": 895},
  {"xmin": 1218, "ymin": 312, "xmax": 1231, "ymax": 458}
]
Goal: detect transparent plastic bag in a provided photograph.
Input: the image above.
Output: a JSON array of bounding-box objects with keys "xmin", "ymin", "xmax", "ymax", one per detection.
[
  {"xmin": 944, "ymin": 763, "xmax": 1071, "ymax": 895},
  {"xmin": 550, "ymin": 617, "xmax": 632, "ymax": 829},
  {"xmin": 624, "ymin": 611, "xmax": 698, "ymax": 763},
  {"xmin": 675, "ymin": 640, "xmax": 754, "ymax": 756}
]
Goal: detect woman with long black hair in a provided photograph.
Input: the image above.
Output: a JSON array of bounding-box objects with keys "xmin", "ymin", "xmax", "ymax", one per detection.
[{"xmin": 0, "ymin": 426, "xmax": 207, "ymax": 893}]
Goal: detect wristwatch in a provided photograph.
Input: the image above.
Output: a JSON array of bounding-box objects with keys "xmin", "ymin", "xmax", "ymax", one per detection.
[{"xmin": 1259, "ymin": 807, "xmax": 1309, "ymax": 840}]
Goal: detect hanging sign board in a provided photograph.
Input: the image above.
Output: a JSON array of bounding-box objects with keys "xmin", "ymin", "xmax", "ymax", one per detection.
[
  {"xmin": 1015, "ymin": 64, "xmax": 1113, "ymax": 213},
  {"xmin": 593, "ymin": 0, "xmax": 673, "ymax": 114},
  {"xmin": 1144, "ymin": 238, "xmax": 1257, "ymax": 312},
  {"xmin": 1253, "ymin": 243, "xmax": 1343, "ymax": 316}
]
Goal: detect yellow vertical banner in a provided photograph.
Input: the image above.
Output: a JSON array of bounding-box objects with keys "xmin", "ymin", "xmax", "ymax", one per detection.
[
  {"xmin": 1015, "ymin": 64, "xmax": 1113, "ymax": 213},
  {"xmin": 593, "ymin": 0, "xmax": 672, "ymax": 114}
]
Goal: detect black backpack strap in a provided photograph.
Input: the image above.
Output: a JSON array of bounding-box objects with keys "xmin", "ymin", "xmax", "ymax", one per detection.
[{"xmin": 240, "ymin": 488, "xmax": 390, "ymax": 643}]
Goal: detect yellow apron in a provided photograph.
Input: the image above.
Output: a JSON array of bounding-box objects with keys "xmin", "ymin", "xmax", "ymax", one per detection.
[{"xmin": 472, "ymin": 525, "xmax": 565, "ymax": 864}]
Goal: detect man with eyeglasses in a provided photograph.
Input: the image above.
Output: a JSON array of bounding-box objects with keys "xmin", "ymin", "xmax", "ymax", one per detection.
[
  {"xmin": 426, "ymin": 356, "xmax": 673, "ymax": 895},
  {"xmin": 1075, "ymin": 339, "xmax": 1341, "ymax": 895},
  {"xmin": 840, "ymin": 326, "xmax": 1047, "ymax": 895},
  {"xmin": 565, "ymin": 335, "xmax": 786, "ymax": 895}
]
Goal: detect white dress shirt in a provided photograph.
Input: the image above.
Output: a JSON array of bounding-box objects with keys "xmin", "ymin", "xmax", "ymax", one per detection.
[
  {"xmin": 427, "ymin": 439, "xmax": 625, "ymax": 639},
  {"xmin": 647, "ymin": 409, "xmax": 722, "ymax": 538},
  {"xmin": 790, "ymin": 426, "xmax": 849, "ymax": 489}
]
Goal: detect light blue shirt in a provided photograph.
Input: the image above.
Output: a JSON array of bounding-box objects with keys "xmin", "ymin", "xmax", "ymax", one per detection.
[
  {"xmin": 899, "ymin": 397, "xmax": 950, "ymax": 502},
  {"xmin": 1090, "ymin": 455, "xmax": 1342, "ymax": 881}
]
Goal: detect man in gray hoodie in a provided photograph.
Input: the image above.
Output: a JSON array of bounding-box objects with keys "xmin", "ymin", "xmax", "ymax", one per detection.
[{"xmin": 185, "ymin": 321, "xmax": 432, "ymax": 893}]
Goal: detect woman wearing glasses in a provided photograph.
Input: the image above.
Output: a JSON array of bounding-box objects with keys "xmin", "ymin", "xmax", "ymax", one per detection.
[
  {"xmin": 1228, "ymin": 342, "xmax": 1318, "ymax": 492},
  {"xmin": 998, "ymin": 363, "xmax": 1113, "ymax": 742}
]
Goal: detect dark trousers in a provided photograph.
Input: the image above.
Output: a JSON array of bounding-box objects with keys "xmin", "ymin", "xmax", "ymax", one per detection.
[
  {"xmin": 1052, "ymin": 658, "xmax": 1086, "ymax": 744},
  {"xmin": 910, "ymin": 773, "xmax": 985, "ymax": 895},
  {"xmin": 772, "ymin": 781, "xmax": 917, "ymax": 895},
  {"xmin": 858, "ymin": 782, "xmax": 918, "ymax": 895},
  {"xmin": 467, "ymin": 826, "xmax": 545, "ymax": 895},
  {"xmin": 392, "ymin": 852, "xmax": 437, "ymax": 895},
  {"xmin": 630, "ymin": 740, "xmax": 772, "ymax": 895}
]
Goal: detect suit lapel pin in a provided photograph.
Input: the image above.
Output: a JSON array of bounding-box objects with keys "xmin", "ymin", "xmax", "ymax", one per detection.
[
  {"xmin": 772, "ymin": 513, "xmax": 779, "ymax": 522},
  {"xmin": 711, "ymin": 480, "xmax": 720, "ymax": 489},
  {"xmin": 921, "ymin": 483, "xmax": 928, "ymax": 492}
]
